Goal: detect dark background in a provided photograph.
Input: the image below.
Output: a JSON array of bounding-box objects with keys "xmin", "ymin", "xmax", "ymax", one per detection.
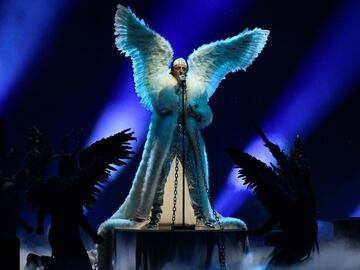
[{"xmin": 1, "ymin": 0, "xmax": 359, "ymax": 236}]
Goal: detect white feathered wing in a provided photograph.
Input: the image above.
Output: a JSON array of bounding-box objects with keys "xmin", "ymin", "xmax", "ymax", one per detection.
[
  {"xmin": 114, "ymin": 4, "xmax": 174, "ymax": 111},
  {"xmin": 186, "ymin": 28, "xmax": 270, "ymax": 100}
]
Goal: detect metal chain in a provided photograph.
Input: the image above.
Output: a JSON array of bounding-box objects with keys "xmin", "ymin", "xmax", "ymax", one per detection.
[
  {"xmin": 172, "ymin": 86, "xmax": 184, "ymax": 227},
  {"xmin": 171, "ymin": 82, "xmax": 226, "ymax": 268},
  {"xmin": 172, "ymin": 156, "xmax": 179, "ymax": 225},
  {"xmin": 195, "ymin": 129, "xmax": 226, "ymax": 270}
]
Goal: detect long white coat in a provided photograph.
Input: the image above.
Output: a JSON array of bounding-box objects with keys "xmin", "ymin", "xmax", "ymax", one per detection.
[{"xmin": 113, "ymin": 73, "xmax": 215, "ymax": 221}]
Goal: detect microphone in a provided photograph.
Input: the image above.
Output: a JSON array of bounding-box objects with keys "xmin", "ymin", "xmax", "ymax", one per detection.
[{"xmin": 179, "ymin": 74, "xmax": 186, "ymax": 89}]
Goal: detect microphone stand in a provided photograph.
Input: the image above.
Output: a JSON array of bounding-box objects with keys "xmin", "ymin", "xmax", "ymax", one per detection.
[
  {"xmin": 181, "ymin": 80, "xmax": 186, "ymax": 228},
  {"xmin": 172, "ymin": 77, "xmax": 195, "ymax": 230}
]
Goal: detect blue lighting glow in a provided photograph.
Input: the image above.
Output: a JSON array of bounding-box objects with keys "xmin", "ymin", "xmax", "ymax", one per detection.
[
  {"xmin": 241, "ymin": 252, "xmax": 267, "ymax": 270},
  {"xmin": 215, "ymin": 0, "xmax": 360, "ymax": 215},
  {"xmin": 351, "ymin": 204, "xmax": 360, "ymax": 217},
  {"xmin": 87, "ymin": 74, "xmax": 151, "ymax": 179},
  {"xmin": 148, "ymin": 0, "xmax": 251, "ymax": 57},
  {"xmin": 0, "ymin": 0, "xmax": 71, "ymax": 112},
  {"xmin": 216, "ymin": 133, "xmax": 287, "ymax": 215},
  {"xmin": 247, "ymin": 267, "xmax": 266, "ymax": 270}
]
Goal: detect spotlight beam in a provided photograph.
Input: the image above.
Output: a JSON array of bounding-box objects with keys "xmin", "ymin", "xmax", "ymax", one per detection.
[
  {"xmin": 0, "ymin": 0, "xmax": 73, "ymax": 112},
  {"xmin": 215, "ymin": 0, "xmax": 360, "ymax": 215},
  {"xmin": 351, "ymin": 204, "xmax": 360, "ymax": 217}
]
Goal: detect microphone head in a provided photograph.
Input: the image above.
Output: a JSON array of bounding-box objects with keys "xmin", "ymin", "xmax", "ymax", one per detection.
[{"xmin": 179, "ymin": 74, "xmax": 186, "ymax": 81}]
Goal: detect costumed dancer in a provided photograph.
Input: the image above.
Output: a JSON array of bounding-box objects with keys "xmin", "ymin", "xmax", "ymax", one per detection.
[
  {"xmin": 98, "ymin": 4, "xmax": 269, "ymax": 269},
  {"xmin": 23, "ymin": 127, "xmax": 134, "ymax": 270}
]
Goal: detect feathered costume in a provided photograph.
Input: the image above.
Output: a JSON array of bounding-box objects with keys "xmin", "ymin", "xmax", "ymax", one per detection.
[
  {"xmin": 227, "ymin": 129, "xmax": 318, "ymax": 268},
  {"xmin": 98, "ymin": 5, "xmax": 269, "ymax": 269},
  {"xmin": 23, "ymin": 127, "xmax": 134, "ymax": 270}
]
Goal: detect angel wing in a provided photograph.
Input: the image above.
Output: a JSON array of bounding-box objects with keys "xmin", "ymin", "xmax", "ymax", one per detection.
[
  {"xmin": 228, "ymin": 130, "xmax": 318, "ymax": 266},
  {"xmin": 226, "ymin": 147, "xmax": 294, "ymax": 217},
  {"xmin": 77, "ymin": 128, "xmax": 135, "ymax": 210},
  {"xmin": 228, "ymin": 129, "xmax": 316, "ymax": 219},
  {"xmin": 187, "ymin": 28, "xmax": 269, "ymax": 100},
  {"xmin": 114, "ymin": 5, "xmax": 174, "ymax": 111},
  {"xmin": 290, "ymin": 135, "xmax": 311, "ymax": 185}
]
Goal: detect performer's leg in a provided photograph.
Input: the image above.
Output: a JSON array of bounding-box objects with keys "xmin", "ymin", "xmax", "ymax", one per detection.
[
  {"xmin": 148, "ymin": 146, "xmax": 176, "ymax": 228},
  {"xmin": 183, "ymin": 137, "xmax": 208, "ymax": 222},
  {"xmin": 132, "ymin": 156, "xmax": 167, "ymax": 220},
  {"xmin": 183, "ymin": 132, "xmax": 217, "ymax": 228},
  {"xmin": 187, "ymin": 130, "xmax": 247, "ymax": 229}
]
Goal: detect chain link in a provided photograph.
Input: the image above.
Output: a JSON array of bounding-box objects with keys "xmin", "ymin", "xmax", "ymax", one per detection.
[
  {"xmin": 172, "ymin": 85, "xmax": 184, "ymax": 227},
  {"xmin": 171, "ymin": 83, "xmax": 226, "ymax": 269},
  {"xmin": 172, "ymin": 156, "xmax": 179, "ymax": 225},
  {"xmin": 195, "ymin": 129, "xmax": 226, "ymax": 270}
]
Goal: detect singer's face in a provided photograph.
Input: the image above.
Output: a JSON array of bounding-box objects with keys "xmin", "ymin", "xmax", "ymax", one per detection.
[{"xmin": 172, "ymin": 64, "xmax": 187, "ymax": 81}]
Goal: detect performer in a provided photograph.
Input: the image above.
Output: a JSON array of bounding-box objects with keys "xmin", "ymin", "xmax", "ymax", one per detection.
[
  {"xmin": 98, "ymin": 4, "xmax": 269, "ymax": 269},
  {"xmin": 149, "ymin": 57, "xmax": 215, "ymax": 228}
]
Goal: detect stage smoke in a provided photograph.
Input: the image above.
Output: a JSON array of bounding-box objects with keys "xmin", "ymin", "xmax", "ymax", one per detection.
[
  {"xmin": 240, "ymin": 239, "xmax": 360, "ymax": 270},
  {"xmin": 18, "ymin": 238, "xmax": 360, "ymax": 269},
  {"xmin": 20, "ymin": 246, "xmax": 51, "ymax": 270}
]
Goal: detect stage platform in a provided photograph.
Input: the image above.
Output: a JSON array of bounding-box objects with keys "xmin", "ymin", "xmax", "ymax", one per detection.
[{"xmin": 112, "ymin": 226, "xmax": 248, "ymax": 270}]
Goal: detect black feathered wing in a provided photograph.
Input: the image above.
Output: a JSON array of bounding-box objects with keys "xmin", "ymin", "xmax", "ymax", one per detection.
[
  {"xmin": 77, "ymin": 128, "xmax": 136, "ymax": 210},
  {"xmin": 228, "ymin": 131, "xmax": 318, "ymax": 267},
  {"xmin": 290, "ymin": 136, "xmax": 312, "ymax": 192},
  {"xmin": 227, "ymin": 148, "xmax": 295, "ymax": 219}
]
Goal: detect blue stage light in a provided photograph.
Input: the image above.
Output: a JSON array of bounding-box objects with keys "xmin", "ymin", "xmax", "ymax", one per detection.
[
  {"xmin": 248, "ymin": 267, "xmax": 266, "ymax": 270},
  {"xmin": 216, "ymin": 134, "xmax": 287, "ymax": 215},
  {"xmin": 351, "ymin": 204, "xmax": 360, "ymax": 217},
  {"xmin": 0, "ymin": 0, "xmax": 71, "ymax": 112},
  {"xmin": 216, "ymin": 0, "xmax": 360, "ymax": 215},
  {"xmin": 87, "ymin": 75, "xmax": 151, "ymax": 179}
]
